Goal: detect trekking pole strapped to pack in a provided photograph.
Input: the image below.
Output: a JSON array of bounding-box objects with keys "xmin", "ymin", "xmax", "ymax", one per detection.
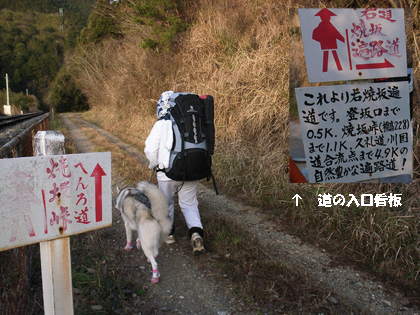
[
  {"xmin": 200, "ymin": 94, "xmax": 218, "ymax": 195},
  {"xmin": 201, "ymin": 95, "xmax": 215, "ymax": 155}
]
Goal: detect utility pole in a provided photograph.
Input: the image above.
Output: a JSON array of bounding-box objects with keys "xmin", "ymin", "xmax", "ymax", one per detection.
[
  {"xmin": 3, "ymin": 73, "xmax": 11, "ymax": 116},
  {"xmin": 59, "ymin": 8, "xmax": 63, "ymax": 31},
  {"xmin": 6, "ymin": 73, "xmax": 9, "ymax": 106}
]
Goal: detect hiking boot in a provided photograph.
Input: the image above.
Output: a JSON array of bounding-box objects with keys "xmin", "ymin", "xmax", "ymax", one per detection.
[
  {"xmin": 165, "ymin": 234, "xmax": 176, "ymax": 245},
  {"xmin": 191, "ymin": 232, "xmax": 205, "ymax": 256}
]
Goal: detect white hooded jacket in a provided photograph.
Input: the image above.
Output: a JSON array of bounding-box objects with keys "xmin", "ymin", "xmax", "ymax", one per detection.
[
  {"xmin": 145, "ymin": 91, "xmax": 195, "ymax": 181},
  {"xmin": 144, "ymin": 119, "xmax": 173, "ymax": 181},
  {"xmin": 144, "ymin": 90, "xmax": 176, "ymax": 181}
]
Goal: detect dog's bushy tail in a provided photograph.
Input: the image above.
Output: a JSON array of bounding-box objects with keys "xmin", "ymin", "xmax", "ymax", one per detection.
[{"xmin": 136, "ymin": 181, "xmax": 172, "ymax": 241}]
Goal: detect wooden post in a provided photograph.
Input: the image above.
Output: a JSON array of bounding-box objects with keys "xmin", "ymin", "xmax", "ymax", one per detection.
[{"xmin": 34, "ymin": 131, "xmax": 74, "ymax": 315}]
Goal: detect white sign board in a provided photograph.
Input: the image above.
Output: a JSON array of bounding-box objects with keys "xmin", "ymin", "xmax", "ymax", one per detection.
[
  {"xmin": 298, "ymin": 8, "xmax": 407, "ymax": 82},
  {"xmin": 295, "ymin": 81, "xmax": 411, "ymax": 183},
  {"xmin": 0, "ymin": 152, "xmax": 112, "ymax": 251}
]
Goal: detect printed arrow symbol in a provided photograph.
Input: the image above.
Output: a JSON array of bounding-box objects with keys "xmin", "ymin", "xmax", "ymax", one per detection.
[
  {"xmin": 292, "ymin": 194, "xmax": 302, "ymax": 206},
  {"xmin": 90, "ymin": 163, "xmax": 107, "ymax": 222},
  {"xmin": 355, "ymin": 58, "xmax": 394, "ymax": 70}
]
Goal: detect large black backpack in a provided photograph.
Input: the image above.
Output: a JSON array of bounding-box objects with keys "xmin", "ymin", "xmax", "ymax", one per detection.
[{"xmin": 160, "ymin": 93, "xmax": 218, "ymax": 194}]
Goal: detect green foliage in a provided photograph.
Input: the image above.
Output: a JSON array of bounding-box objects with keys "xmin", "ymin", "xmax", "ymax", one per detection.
[
  {"xmin": 78, "ymin": 0, "xmax": 123, "ymax": 45},
  {"xmin": 77, "ymin": 0, "xmax": 189, "ymax": 49},
  {"xmin": 0, "ymin": 0, "xmax": 94, "ymax": 107},
  {"xmin": 141, "ymin": 37, "xmax": 159, "ymax": 50},
  {"xmin": 49, "ymin": 69, "xmax": 89, "ymax": 113},
  {"xmin": 132, "ymin": 0, "xmax": 189, "ymax": 50},
  {"xmin": 0, "ymin": 89, "xmax": 37, "ymax": 112},
  {"xmin": 0, "ymin": 0, "xmax": 94, "ymax": 48}
]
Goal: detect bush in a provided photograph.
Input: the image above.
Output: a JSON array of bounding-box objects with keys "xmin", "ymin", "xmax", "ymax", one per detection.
[
  {"xmin": 49, "ymin": 70, "xmax": 89, "ymax": 113},
  {"xmin": 133, "ymin": 0, "xmax": 189, "ymax": 50},
  {"xmin": 78, "ymin": 0, "xmax": 123, "ymax": 45},
  {"xmin": 0, "ymin": 89, "xmax": 37, "ymax": 112}
]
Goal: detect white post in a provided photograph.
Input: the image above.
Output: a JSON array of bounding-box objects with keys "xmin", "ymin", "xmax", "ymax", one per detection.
[
  {"xmin": 4, "ymin": 73, "xmax": 11, "ymax": 116},
  {"xmin": 34, "ymin": 131, "xmax": 74, "ymax": 315},
  {"xmin": 6, "ymin": 73, "xmax": 9, "ymax": 106}
]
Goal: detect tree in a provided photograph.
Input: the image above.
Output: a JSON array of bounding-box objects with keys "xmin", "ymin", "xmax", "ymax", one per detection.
[
  {"xmin": 78, "ymin": 0, "xmax": 123, "ymax": 45},
  {"xmin": 49, "ymin": 70, "xmax": 89, "ymax": 112}
]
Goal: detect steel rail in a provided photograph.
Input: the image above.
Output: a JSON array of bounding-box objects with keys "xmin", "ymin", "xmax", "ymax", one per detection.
[
  {"xmin": 0, "ymin": 113, "xmax": 50, "ymax": 158},
  {"xmin": 0, "ymin": 112, "xmax": 44, "ymax": 128}
]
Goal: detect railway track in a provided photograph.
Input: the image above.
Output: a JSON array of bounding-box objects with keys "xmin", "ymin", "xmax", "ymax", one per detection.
[
  {"xmin": 0, "ymin": 112, "xmax": 44, "ymax": 129},
  {"xmin": 0, "ymin": 112, "xmax": 50, "ymax": 158}
]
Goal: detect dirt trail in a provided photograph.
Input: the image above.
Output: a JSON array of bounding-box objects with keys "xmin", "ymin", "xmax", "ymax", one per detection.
[{"xmin": 60, "ymin": 113, "xmax": 418, "ymax": 314}]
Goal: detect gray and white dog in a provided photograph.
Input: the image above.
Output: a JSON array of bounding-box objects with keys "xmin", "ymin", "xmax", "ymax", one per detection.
[{"xmin": 116, "ymin": 181, "xmax": 171, "ymax": 284}]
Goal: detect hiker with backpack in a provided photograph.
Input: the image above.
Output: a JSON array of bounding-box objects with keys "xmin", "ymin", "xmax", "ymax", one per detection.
[{"xmin": 144, "ymin": 90, "xmax": 217, "ymax": 256}]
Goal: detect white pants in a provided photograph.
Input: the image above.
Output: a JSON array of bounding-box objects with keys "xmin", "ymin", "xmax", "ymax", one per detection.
[{"xmin": 158, "ymin": 180, "xmax": 203, "ymax": 231}]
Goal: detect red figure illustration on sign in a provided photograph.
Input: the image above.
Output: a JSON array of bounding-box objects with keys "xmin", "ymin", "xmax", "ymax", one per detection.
[
  {"xmin": 8, "ymin": 171, "xmax": 41, "ymax": 242},
  {"xmin": 312, "ymin": 9, "xmax": 345, "ymax": 72}
]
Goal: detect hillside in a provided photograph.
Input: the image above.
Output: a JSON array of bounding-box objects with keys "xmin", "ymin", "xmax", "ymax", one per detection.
[
  {"xmin": 66, "ymin": 0, "xmax": 420, "ymax": 299},
  {"xmin": 0, "ymin": 0, "xmax": 94, "ymax": 110}
]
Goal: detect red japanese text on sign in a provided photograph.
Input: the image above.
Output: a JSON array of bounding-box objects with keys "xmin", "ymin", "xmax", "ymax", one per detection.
[
  {"xmin": 0, "ymin": 152, "xmax": 112, "ymax": 251},
  {"xmin": 298, "ymin": 8, "xmax": 407, "ymax": 82}
]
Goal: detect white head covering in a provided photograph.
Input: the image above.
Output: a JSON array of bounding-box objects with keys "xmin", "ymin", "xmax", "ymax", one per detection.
[{"xmin": 157, "ymin": 90, "xmax": 175, "ymax": 118}]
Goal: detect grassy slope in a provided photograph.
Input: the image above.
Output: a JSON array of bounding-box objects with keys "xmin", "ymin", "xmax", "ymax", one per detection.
[{"xmin": 71, "ymin": 0, "xmax": 420, "ymax": 290}]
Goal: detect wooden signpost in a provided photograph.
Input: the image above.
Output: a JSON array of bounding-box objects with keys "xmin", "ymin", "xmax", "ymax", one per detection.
[{"xmin": 0, "ymin": 131, "xmax": 112, "ymax": 314}]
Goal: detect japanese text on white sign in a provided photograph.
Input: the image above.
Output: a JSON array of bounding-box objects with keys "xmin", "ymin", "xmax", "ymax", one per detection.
[
  {"xmin": 298, "ymin": 8, "xmax": 407, "ymax": 82},
  {"xmin": 295, "ymin": 81, "xmax": 412, "ymax": 183},
  {"xmin": 0, "ymin": 152, "xmax": 112, "ymax": 251}
]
